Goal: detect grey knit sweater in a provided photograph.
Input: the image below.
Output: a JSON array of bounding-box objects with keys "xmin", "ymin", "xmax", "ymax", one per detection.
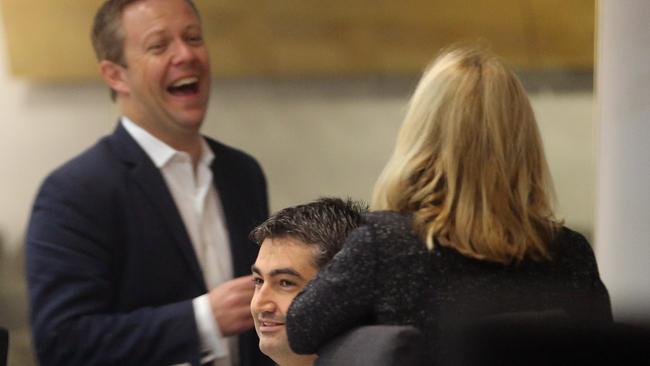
[{"xmin": 286, "ymin": 211, "xmax": 612, "ymax": 363}]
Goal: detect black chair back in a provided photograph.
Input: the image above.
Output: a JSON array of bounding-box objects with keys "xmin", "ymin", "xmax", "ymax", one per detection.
[
  {"xmin": 458, "ymin": 312, "xmax": 650, "ymax": 366},
  {"xmin": 0, "ymin": 327, "xmax": 8, "ymax": 366},
  {"xmin": 316, "ymin": 325, "xmax": 427, "ymax": 366}
]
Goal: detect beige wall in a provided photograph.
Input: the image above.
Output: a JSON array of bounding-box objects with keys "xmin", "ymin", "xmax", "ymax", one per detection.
[
  {"xmin": 0, "ymin": 17, "xmax": 596, "ymax": 255},
  {"xmin": 595, "ymin": 0, "xmax": 650, "ymax": 319}
]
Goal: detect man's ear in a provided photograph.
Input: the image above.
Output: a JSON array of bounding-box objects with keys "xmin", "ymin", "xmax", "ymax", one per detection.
[{"xmin": 99, "ymin": 60, "xmax": 129, "ymax": 96}]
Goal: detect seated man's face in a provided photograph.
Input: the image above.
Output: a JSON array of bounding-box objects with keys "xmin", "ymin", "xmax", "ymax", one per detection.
[{"xmin": 251, "ymin": 237, "xmax": 318, "ymax": 363}]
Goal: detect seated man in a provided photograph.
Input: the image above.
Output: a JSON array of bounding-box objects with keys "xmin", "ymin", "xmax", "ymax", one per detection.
[{"xmin": 249, "ymin": 198, "xmax": 366, "ymax": 366}]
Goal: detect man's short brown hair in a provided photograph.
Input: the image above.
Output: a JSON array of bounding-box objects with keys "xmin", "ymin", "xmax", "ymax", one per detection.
[{"xmin": 90, "ymin": 0, "xmax": 200, "ymax": 99}]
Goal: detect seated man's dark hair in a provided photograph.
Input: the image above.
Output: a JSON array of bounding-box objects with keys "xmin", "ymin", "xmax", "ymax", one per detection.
[{"xmin": 250, "ymin": 197, "xmax": 367, "ymax": 268}]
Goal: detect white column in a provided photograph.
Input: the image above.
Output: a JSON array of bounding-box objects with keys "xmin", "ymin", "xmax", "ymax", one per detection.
[{"xmin": 595, "ymin": 0, "xmax": 650, "ymax": 320}]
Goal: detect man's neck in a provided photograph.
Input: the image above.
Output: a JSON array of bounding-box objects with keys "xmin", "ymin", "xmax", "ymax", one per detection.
[{"xmin": 122, "ymin": 114, "xmax": 203, "ymax": 166}]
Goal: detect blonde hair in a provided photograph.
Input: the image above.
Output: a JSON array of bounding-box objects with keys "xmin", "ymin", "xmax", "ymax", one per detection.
[{"xmin": 372, "ymin": 47, "xmax": 560, "ymax": 264}]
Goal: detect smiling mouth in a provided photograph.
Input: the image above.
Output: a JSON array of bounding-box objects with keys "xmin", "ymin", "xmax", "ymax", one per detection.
[
  {"xmin": 258, "ymin": 320, "xmax": 285, "ymax": 333},
  {"xmin": 261, "ymin": 321, "xmax": 284, "ymax": 327},
  {"xmin": 167, "ymin": 77, "xmax": 200, "ymax": 96}
]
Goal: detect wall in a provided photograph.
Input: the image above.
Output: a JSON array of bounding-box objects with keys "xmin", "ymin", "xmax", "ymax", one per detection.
[
  {"xmin": 2, "ymin": 0, "xmax": 595, "ymax": 80},
  {"xmin": 0, "ymin": 15, "xmax": 596, "ymax": 256},
  {"xmin": 595, "ymin": 0, "xmax": 650, "ymax": 320}
]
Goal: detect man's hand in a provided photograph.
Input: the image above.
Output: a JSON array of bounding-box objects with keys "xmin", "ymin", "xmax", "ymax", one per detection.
[{"xmin": 208, "ymin": 275, "xmax": 255, "ymax": 336}]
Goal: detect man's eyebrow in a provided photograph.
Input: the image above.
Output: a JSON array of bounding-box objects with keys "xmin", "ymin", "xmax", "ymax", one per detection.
[
  {"xmin": 251, "ymin": 265, "xmax": 261, "ymax": 275},
  {"xmin": 184, "ymin": 24, "xmax": 202, "ymax": 32},
  {"xmin": 251, "ymin": 265, "xmax": 306, "ymax": 280},
  {"xmin": 141, "ymin": 30, "xmax": 166, "ymax": 45},
  {"xmin": 269, "ymin": 268, "xmax": 305, "ymax": 279}
]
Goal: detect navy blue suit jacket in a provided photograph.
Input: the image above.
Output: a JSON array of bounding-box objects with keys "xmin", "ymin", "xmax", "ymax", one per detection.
[{"xmin": 26, "ymin": 124, "xmax": 273, "ymax": 366}]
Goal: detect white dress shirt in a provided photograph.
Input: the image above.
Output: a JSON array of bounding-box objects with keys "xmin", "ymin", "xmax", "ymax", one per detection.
[{"xmin": 122, "ymin": 117, "xmax": 235, "ymax": 366}]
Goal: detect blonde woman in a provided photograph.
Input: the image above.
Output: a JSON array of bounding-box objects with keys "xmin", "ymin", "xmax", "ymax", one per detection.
[{"xmin": 286, "ymin": 47, "xmax": 612, "ymax": 363}]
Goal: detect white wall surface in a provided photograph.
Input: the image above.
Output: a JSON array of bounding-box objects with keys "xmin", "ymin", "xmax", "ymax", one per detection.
[{"xmin": 595, "ymin": 0, "xmax": 650, "ymax": 320}]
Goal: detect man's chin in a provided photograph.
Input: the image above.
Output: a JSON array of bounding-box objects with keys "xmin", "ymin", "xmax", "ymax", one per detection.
[
  {"xmin": 259, "ymin": 338, "xmax": 290, "ymax": 361},
  {"xmin": 165, "ymin": 100, "xmax": 207, "ymax": 123},
  {"xmin": 170, "ymin": 111, "xmax": 206, "ymax": 131}
]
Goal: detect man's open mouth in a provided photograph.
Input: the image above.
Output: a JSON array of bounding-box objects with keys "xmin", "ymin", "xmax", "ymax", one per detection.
[{"xmin": 167, "ymin": 77, "xmax": 199, "ymax": 96}]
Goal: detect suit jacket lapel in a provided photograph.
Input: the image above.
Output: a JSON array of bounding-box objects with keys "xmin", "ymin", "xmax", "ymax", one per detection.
[
  {"xmin": 210, "ymin": 145, "xmax": 249, "ymax": 278},
  {"xmin": 111, "ymin": 124, "xmax": 207, "ymax": 290}
]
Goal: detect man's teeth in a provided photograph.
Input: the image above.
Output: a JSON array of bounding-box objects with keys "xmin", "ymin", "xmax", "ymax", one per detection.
[
  {"xmin": 172, "ymin": 77, "xmax": 198, "ymax": 87},
  {"xmin": 263, "ymin": 321, "xmax": 283, "ymax": 326}
]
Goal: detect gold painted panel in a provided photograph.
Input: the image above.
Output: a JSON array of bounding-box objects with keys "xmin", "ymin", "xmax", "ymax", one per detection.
[{"xmin": 1, "ymin": 0, "xmax": 594, "ymax": 80}]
